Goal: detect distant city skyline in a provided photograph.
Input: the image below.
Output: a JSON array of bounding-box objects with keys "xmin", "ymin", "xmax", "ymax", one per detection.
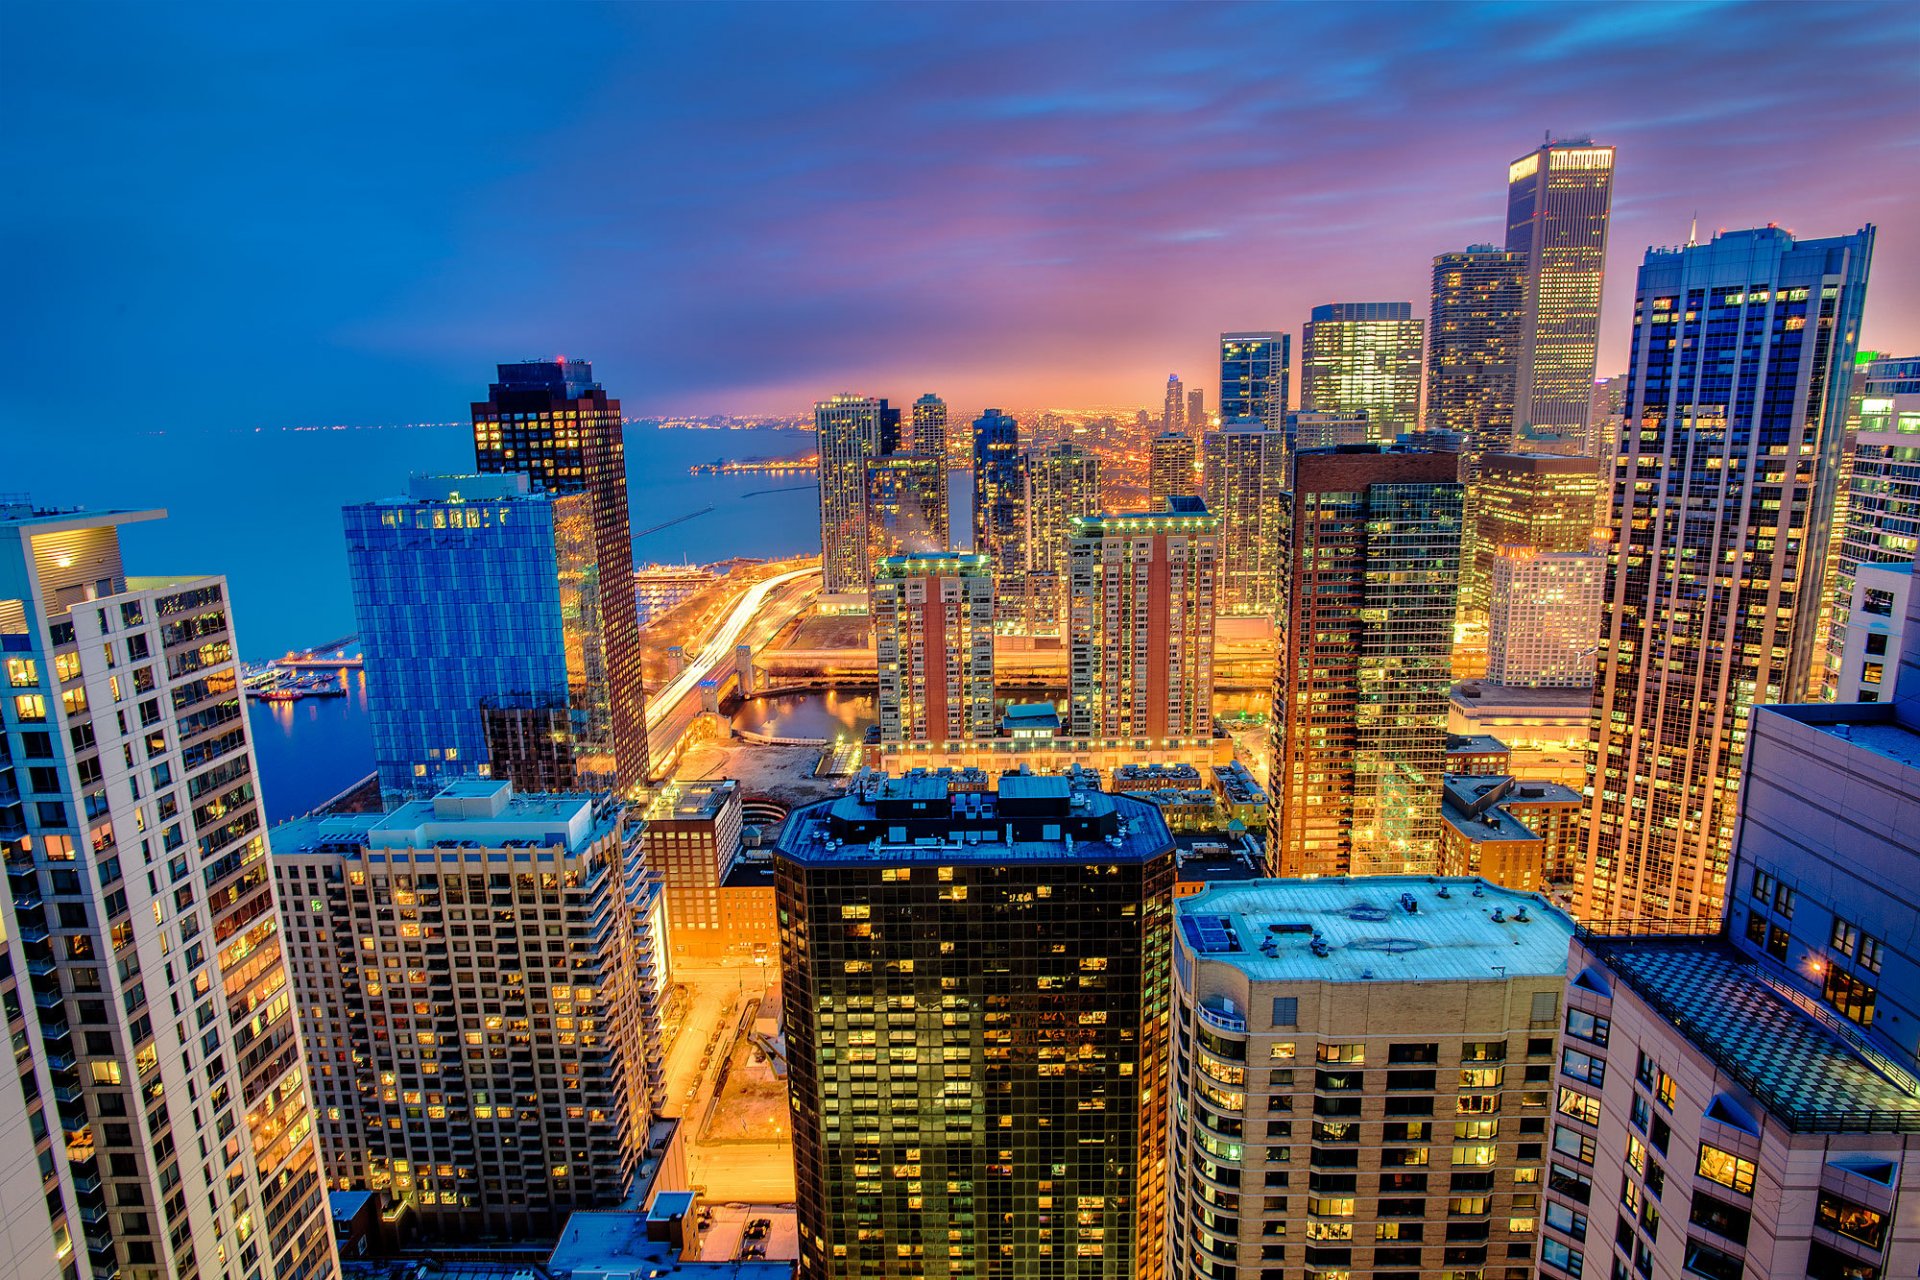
[{"xmin": 5, "ymin": 3, "xmax": 1918, "ymax": 443}]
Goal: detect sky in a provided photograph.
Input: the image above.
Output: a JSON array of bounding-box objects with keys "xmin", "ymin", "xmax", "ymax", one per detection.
[{"xmin": 3, "ymin": 0, "xmax": 1918, "ymax": 435}]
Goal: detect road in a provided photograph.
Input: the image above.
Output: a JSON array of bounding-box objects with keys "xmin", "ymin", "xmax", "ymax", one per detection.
[
  {"xmin": 646, "ymin": 565, "xmax": 820, "ymax": 769},
  {"xmin": 660, "ymin": 962, "xmax": 796, "ymax": 1203}
]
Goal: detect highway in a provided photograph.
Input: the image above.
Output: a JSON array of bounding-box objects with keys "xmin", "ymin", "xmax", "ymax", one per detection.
[{"xmin": 646, "ymin": 565, "xmax": 821, "ymax": 768}]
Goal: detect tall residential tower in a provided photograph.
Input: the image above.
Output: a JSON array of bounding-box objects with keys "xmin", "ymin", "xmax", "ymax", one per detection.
[
  {"xmin": 1426, "ymin": 245, "xmax": 1527, "ymax": 463},
  {"xmin": 1299, "ymin": 303, "xmax": 1425, "ymax": 442},
  {"xmin": 815, "ymin": 393, "xmax": 902, "ymax": 596},
  {"xmin": 1219, "ymin": 331, "xmax": 1289, "ymax": 430},
  {"xmin": 871, "ymin": 553, "xmax": 996, "ymax": 744}
]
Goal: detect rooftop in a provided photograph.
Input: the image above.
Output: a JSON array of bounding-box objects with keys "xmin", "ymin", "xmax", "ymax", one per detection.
[
  {"xmin": 1178, "ymin": 877, "xmax": 1575, "ymax": 984},
  {"xmin": 1451, "ymin": 681, "xmax": 1595, "ymax": 714},
  {"xmin": 547, "ymin": 1211, "xmax": 792, "ymax": 1279},
  {"xmin": 1446, "ymin": 733, "xmax": 1509, "ymax": 756},
  {"xmin": 1586, "ymin": 935, "xmax": 1920, "ymax": 1133},
  {"xmin": 271, "ymin": 783, "xmax": 612, "ymax": 859},
  {"xmin": 1761, "ymin": 701, "xmax": 1920, "ymax": 771},
  {"xmin": 647, "ymin": 779, "xmax": 740, "ymax": 822}
]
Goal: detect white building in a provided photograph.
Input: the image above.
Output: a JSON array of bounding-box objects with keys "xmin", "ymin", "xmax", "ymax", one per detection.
[{"xmin": 1487, "ymin": 545, "xmax": 1604, "ymax": 688}]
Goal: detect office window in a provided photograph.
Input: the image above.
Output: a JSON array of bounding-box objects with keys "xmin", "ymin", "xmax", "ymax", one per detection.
[{"xmin": 1696, "ymin": 1145, "xmax": 1755, "ymax": 1196}]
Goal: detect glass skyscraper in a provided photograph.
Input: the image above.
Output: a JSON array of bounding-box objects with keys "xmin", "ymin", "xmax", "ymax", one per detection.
[
  {"xmin": 1219, "ymin": 331, "xmax": 1288, "ymax": 429},
  {"xmin": 1299, "ymin": 302, "xmax": 1424, "ymax": 442},
  {"xmin": 1021, "ymin": 441, "xmax": 1101, "ymax": 635},
  {"xmin": 971, "ymin": 409, "xmax": 1024, "ymax": 617},
  {"xmin": 1580, "ymin": 225, "xmax": 1875, "ymax": 926},
  {"xmin": 815, "ymin": 393, "xmax": 903, "ymax": 596},
  {"xmin": 1201, "ymin": 419, "xmax": 1288, "ymax": 617},
  {"xmin": 912, "ymin": 391, "xmax": 949, "ymax": 463},
  {"xmin": 1426, "ymin": 245, "xmax": 1527, "ymax": 462}
]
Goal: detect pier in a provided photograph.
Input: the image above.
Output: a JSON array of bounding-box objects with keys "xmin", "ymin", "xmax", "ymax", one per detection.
[{"xmin": 689, "ymin": 457, "xmax": 818, "ymax": 477}]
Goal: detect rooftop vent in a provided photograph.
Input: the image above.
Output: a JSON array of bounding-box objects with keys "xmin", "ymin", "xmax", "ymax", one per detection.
[
  {"xmin": 1490, "ymin": 907, "xmax": 1506, "ymax": 923},
  {"xmin": 1399, "ymin": 893, "xmax": 1418, "ymax": 914},
  {"xmin": 1436, "ymin": 884, "xmax": 1452, "ymax": 899},
  {"xmin": 1513, "ymin": 906, "xmax": 1530, "ymax": 923},
  {"xmin": 1309, "ymin": 938, "xmax": 1332, "ymax": 958}
]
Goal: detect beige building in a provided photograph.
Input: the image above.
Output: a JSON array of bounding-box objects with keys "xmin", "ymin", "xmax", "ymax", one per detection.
[
  {"xmin": 1172, "ymin": 878, "xmax": 1576, "ymax": 1280},
  {"xmin": 0, "ymin": 505, "xmax": 338, "ymax": 1280},
  {"xmin": 1451, "ymin": 682, "xmax": 1592, "ymax": 791},
  {"xmin": 1440, "ymin": 774, "xmax": 1584, "ymax": 892},
  {"xmin": 272, "ymin": 781, "xmax": 662, "ymax": 1240}
]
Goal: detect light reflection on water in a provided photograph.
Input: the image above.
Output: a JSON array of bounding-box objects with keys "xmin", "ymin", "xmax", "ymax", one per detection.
[{"xmin": 731, "ymin": 689, "xmax": 878, "ymax": 739}]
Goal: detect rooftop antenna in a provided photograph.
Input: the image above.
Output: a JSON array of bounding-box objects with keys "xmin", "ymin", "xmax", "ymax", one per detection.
[{"xmin": 1687, "ymin": 212, "xmax": 1699, "ymax": 247}]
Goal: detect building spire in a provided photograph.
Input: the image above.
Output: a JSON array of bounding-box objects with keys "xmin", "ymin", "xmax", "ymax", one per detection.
[{"xmin": 1687, "ymin": 211, "xmax": 1699, "ymax": 247}]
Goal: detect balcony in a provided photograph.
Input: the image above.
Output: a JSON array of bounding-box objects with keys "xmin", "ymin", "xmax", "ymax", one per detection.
[{"xmin": 1196, "ymin": 996, "xmax": 1247, "ymax": 1035}]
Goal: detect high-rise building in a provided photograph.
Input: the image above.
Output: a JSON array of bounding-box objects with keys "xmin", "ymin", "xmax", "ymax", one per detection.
[
  {"xmin": 1188, "ymin": 387, "xmax": 1206, "ymax": 432},
  {"xmin": 1470, "ymin": 452, "xmax": 1603, "ymax": 614},
  {"xmin": 272, "ymin": 781, "xmax": 660, "ymax": 1239},
  {"xmin": 642, "ymin": 778, "xmax": 744, "ymax": 964},
  {"xmin": 1580, "ymin": 225, "xmax": 1875, "ymax": 926},
  {"xmin": 911, "ymin": 391, "xmax": 949, "ymax": 464},
  {"xmin": 1149, "ymin": 431, "xmax": 1197, "ymax": 509},
  {"xmin": 1164, "ymin": 373, "xmax": 1187, "ymax": 431},
  {"xmin": 778, "ymin": 775, "xmax": 1176, "ymax": 1279},
  {"xmin": 0, "ymin": 504, "xmax": 337, "ymax": 1280},
  {"xmin": 1170, "ymin": 878, "xmax": 1576, "ymax": 1280},
  {"xmin": 1487, "ymin": 546, "xmax": 1605, "ymax": 688},
  {"xmin": 1270, "ymin": 447, "xmax": 1465, "ymax": 877},
  {"xmin": 815, "ymin": 393, "xmax": 903, "ymax": 596},
  {"xmin": 1068, "ymin": 498, "xmax": 1220, "ymax": 740},
  {"xmin": 1825, "ymin": 391, "xmax": 1920, "ymax": 697},
  {"xmin": 472, "ymin": 359, "xmax": 648, "ymax": 787},
  {"xmin": 1201, "ymin": 419, "xmax": 1288, "ymax": 617},
  {"xmin": 971, "ymin": 409, "xmax": 1024, "ymax": 615},
  {"xmin": 864, "ymin": 451, "xmax": 949, "ymax": 577},
  {"xmin": 1553, "ymin": 624, "xmax": 1920, "ymax": 1280},
  {"xmin": 1506, "ymin": 138, "xmax": 1615, "ymax": 452},
  {"xmin": 871, "ymin": 553, "xmax": 995, "ymax": 744},
  {"xmin": 345, "ymin": 473, "xmax": 615, "ymax": 802},
  {"xmin": 1220, "ymin": 331, "xmax": 1289, "ymax": 429},
  {"xmin": 1021, "ymin": 442, "xmax": 1101, "ymax": 635},
  {"xmin": 1832, "ymin": 563, "xmax": 1911, "ymax": 703},
  {"xmin": 1286, "ymin": 408, "xmax": 1372, "ymax": 455},
  {"xmin": 1426, "ymin": 245, "xmax": 1527, "ymax": 462},
  {"xmin": 1299, "ymin": 302, "xmax": 1424, "ymax": 442}
]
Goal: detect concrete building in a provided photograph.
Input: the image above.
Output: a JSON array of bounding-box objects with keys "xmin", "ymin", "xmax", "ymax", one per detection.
[
  {"xmin": 1150, "ymin": 431, "xmax": 1199, "ymax": 510},
  {"xmin": 1170, "ymin": 878, "xmax": 1576, "ymax": 1280},
  {"xmin": 1299, "ymin": 302, "xmax": 1424, "ymax": 442},
  {"xmin": 345, "ymin": 473, "xmax": 616, "ymax": 802},
  {"xmin": 1021, "ymin": 441, "xmax": 1101, "ymax": 635},
  {"xmin": 1580, "ymin": 225, "xmax": 1876, "ymax": 926},
  {"xmin": 1287, "ymin": 409, "xmax": 1372, "ymax": 456},
  {"xmin": 1190, "ymin": 388, "xmax": 1207, "ymax": 433},
  {"xmin": 814, "ymin": 393, "xmax": 902, "ymax": 597},
  {"xmin": 1203, "ymin": 419, "xmax": 1289, "ymax": 618},
  {"xmin": 1427, "ymin": 245, "xmax": 1528, "ymax": 462},
  {"xmin": 1270, "ymin": 447, "xmax": 1465, "ymax": 878},
  {"xmin": 635, "ymin": 562, "xmax": 719, "ymax": 625},
  {"xmin": 1068, "ymin": 498, "xmax": 1220, "ymax": 740},
  {"xmin": 1832, "ymin": 562, "xmax": 1910, "ymax": 703},
  {"xmin": 911, "ymin": 392, "xmax": 949, "ymax": 465},
  {"xmin": 971, "ymin": 409, "xmax": 1024, "ymax": 617},
  {"xmin": 1221, "ymin": 331, "xmax": 1290, "ymax": 430},
  {"xmin": 872, "ymin": 553, "xmax": 995, "ymax": 744},
  {"xmin": 643, "ymin": 779, "xmax": 746, "ymax": 964},
  {"xmin": 473, "ymin": 358, "xmax": 648, "ymax": 786},
  {"xmin": 1487, "ymin": 545, "xmax": 1605, "ymax": 689},
  {"xmin": 1451, "ymin": 683, "xmax": 1593, "ymax": 792},
  {"xmin": 0, "ymin": 504, "xmax": 337, "ymax": 1280},
  {"xmin": 1439, "ymin": 774, "xmax": 1583, "ymax": 892},
  {"xmin": 1506, "ymin": 138, "xmax": 1615, "ymax": 453},
  {"xmin": 1825, "ymin": 392, "xmax": 1920, "ymax": 697},
  {"xmin": 1446, "ymin": 733, "xmax": 1514, "ymax": 776},
  {"xmin": 1165, "ymin": 373, "xmax": 1188, "ymax": 432},
  {"xmin": 863, "ymin": 451, "xmax": 949, "ymax": 577},
  {"xmin": 271, "ymin": 781, "xmax": 662, "ymax": 1239},
  {"xmin": 1469, "ymin": 452, "xmax": 1603, "ymax": 618},
  {"xmin": 777, "ymin": 776, "xmax": 1177, "ymax": 1279}
]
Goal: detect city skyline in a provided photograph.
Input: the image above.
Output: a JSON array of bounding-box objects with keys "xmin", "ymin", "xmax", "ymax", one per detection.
[{"xmin": 5, "ymin": 4, "xmax": 1919, "ymax": 445}]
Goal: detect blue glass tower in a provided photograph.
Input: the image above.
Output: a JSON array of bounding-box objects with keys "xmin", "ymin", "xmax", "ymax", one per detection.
[
  {"xmin": 971, "ymin": 409, "xmax": 1023, "ymax": 616},
  {"xmin": 345, "ymin": 473, "xmax": 602, "ymax": 802}
]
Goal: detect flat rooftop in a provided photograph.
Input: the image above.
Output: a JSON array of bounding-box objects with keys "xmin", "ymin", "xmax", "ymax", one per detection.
[
  {"xmin": 1442, "ymin": 802, "xmax": 1539, "ymax": 844},
  {"xmin": 1588, "ymin": 936, "xmax": 1920, "ymax": 1132},
  {"xmin": 547, "ymin": 1210, "xmax": 792, "ymax": 1278},
  {"xmin": 1451, "ymin": 682, "xmax": 1594, "ymax": 714},
  {"xmin": 1179, "ymin": 877, "xmax": 1575, "ymax": 983},
  {"xmin": 779, "ymin": 781, "xmax": 1174, "ymax": 867},
  {"xmin": 647, "ymin": 779, "xmax": 739, "ymax": 822},
  {"xmin": 1763, "ymin": 703, "xmax": 1920, "ymax": 771}
]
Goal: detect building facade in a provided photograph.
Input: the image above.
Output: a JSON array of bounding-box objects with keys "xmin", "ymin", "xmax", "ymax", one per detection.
[
  {"xmin": 864, "ymin": 452, "xmax": 949, "ymax": 577},
  {"xmin": 1220, "ymin": 331, "xmax": 1290, "ymax": 430},
  {"xmin": 1022, "ymin": 442, "xmax": 1102, "ymax": 635},
  {"xmin": 1067, "ymin": 499, "xmax": 1220, "ymax": 740},
  {"xmin": 1202, "ymin": 420, "xmax": 1289, "ymax": 617},
  {"xmin": 472, "ymin": 359, "xmax": 647, "ymax": 787},
  {"xmin": 1150, "ymin": 431, "xmax": 1198, "ymax": 511},
  {"xmin": 1486, "ymin": 546, "xmax": 1605, "ymax": 689},
  {"xmin": 1165, "ymin": 374, "xmax": 1188, "ymax": 432},
  {"xmin": 872, "ymin": 553, "xmax": 996, "ymax": 744},
  {"xmin": 1427, "ymin": 246, "xmax": 1527, "ymax": 461},
  {"xmin": 1579, "ymin": 225, "xmax": 1875, "ymax": 926},
  {"xmin": 912, "ymin": 392, "xmax": 949, "ymax": 465},
  {"xmin": 1171, "ymin": 878, "xmax": 1577, "ymax": 1280},
  {"xmin": 1439, "ymin": 774, "xmax": 1584, "ymax": 891},
  {"xmin": 1299, "ymin": 303, "xmax": 1424, "ymax": 443},
  {"xmin": 1824, "ymin": 392, "xmax": 1920, "ymax": 697},
  {"xmin": 0, "ymin": 505, "xmax": 337, "ymax": 1280},
  {"xmin": 272, "ymin": 782, "xmax": 660, "ymax": 1240},
  {"xmin": 778, "ymin": 776, "xmax": 1177, "ymax": 1280},
  {"xmin": 971, "ymin": 409, "xmax": 1024, "ymax": 616},
  {"xmin": 815, "ymin": 393, "xmax": 902, "ymax": 596},
  {"xmin": 643, "ymin": 779, "xmax": 745, "ymax": 964},
  {"xmin": 1468, "ymin": 451, "xmax": 1603, "ymax": 622},
  {"xmin": 1505, "ymin": 138, "xmax": 1615, "ymax": 453},
  {"xmin": 1270, "ymin": 447, "xmax": 1465, "ymax": 878},
  {"xmin": 345, "ymin": 474, "xmax": 615, "ymax": 802},
  {"xmin": 1831, "ymin": 562, "xmax": 1911, "ymax": 703}
]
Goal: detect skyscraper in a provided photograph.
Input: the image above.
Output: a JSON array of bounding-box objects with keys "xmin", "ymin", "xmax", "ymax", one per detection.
[
  {"xmin": 1201, "ymin": 419, "xmax": 1288, "ymax": 617},
  {"xmin": 345, "ymin": 474, "xmax": 615, "ymax": 802},
  {"xmin": 272, "ymin": 781, "xmax": 660, "ymax": 1239},
  {"xmin": 1580, "ymin": 225, "xmax": 1875, "ymax": 926},
  {"xmin": 472, "ymin": 359, "xmax": 648, "ymax": 787},
  {"xmin": 864, "ymin": 451, "xmax": 949, "ymax": 576},
  {"xmin": 1506, "ymin": 137, "xmax": 1615, "ymax": 452},
  {"xmin": 1021, "ymin": 442, "xmax": 1101, "ymax": 635},
  {"xmin": 1426, "ymin": 245, "xmax": 1527, "ymax": 462},
  {"xmin": 1164, "ymin": 373, "xmax": 1187, "ymax": 431},
  {"xmin": 1824, "ymin": 387, "xmax": 1920, "ymax": 697},
  {"xmin": 971, "ymin": 409, "xmax": 1024, "ymax": 616},
  {"xmin": 1067, "ymin": 498, "xmax": 1220, "ymax": 739},
  {"xmin": 1468, "ymin": 451, "xmax": 1603, "ymax": 622},
  {"xmin": 778, "ymin": 775, "xmax": 1176, "ymax": 1280},
  {"xmin": 911, "ymin": 391, "xmax": 949, "ymax": 464},
  {"xmin": 1219, "ymin": 330, "xmax": 1289, "ymax": 429},
  {"xmin": 1170, "ymin": 879, "xmax": 1576, "ymax": 1280},
  {"xmin": 1148, "ymin": 431, "xmax": 1197, "ymax": 509},
  {"xmin": 1486, "ymin": 546, "xmax": 1605, "ymax": 687},
  {"xmin": 0, "ymin": 504, "xmax": 337, "ymax": 1280},
  {"xmin": 815, "ymin": 393, "xmax": 902, "ymax": 596},
  {"xmin": 871, "ymin": 553, "xmax": 995, "ymax": 743},
  {"xmin": 1299, "ymin": 302, "xmax": 1424, "ymax": 441},
  {"xmin": 1187, "ymin": 387, "xmax": 1205, "ymax": 432},
  {"xmin": 1270, "ymin": 447, "xmax": 1465, "ymax": 877}
]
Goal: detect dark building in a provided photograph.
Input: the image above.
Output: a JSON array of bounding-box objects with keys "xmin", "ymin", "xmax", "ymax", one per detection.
[
  {"xmin": 972, "ymin": 409, "xmax": 1025, "ymax": 617},
  {"xmin": 472, "ymin": 358, "xmax": 650, "ymax": 788},
  {"xmin": 777, "ymin": 775, "xmax": 1177, "ymax": 1279}
]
